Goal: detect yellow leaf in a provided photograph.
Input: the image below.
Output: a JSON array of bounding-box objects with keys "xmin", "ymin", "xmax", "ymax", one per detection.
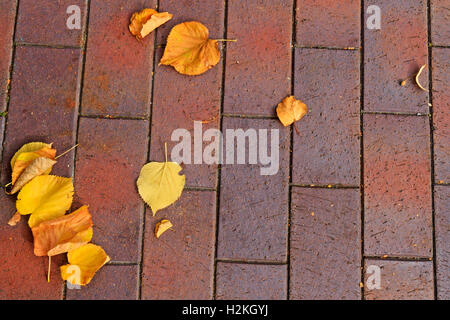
[
  {"xmin": 10, "ymin": 157, "xmax": 57, "ymax": 194},
  {"xmin": 60, "ymin": 244, "xmax": 110, "ymax": 286},
  {"xmin": 11, "ymin": 145, "xmax": 56, "ymax": 184},
  {"xmin": 16, "ymin": 176, "xmax": 74, "ymax": 228},
  {"xmin": 160, "ymin": 21, "xmax": 220, "ymax": 76},
  {"xmin": 129, "ymin": 8, "xmax": 172, "ymax": 39},
  {"xmin": 10, "ymin": 142, "xmax": 53, "ymax": 169},
  {"xmin": 137, "ymin": 160, "xmax": 185, "ymax": 216},
  {"xmin": 155, "ymin": 219, "xmax": 173, "ymax": 238},
  {"xmin": 276, "ymin": 96, "xmax": 307, "ymax": 127},
  {"xmin": 32, "ymin": 206, "xmax": 93, "ymax": 257}
]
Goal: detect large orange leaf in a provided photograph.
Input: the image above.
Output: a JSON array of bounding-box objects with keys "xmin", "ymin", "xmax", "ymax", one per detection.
[
  {"xmin": 32, "ymin": 206, "xmax": 93, "ymax": 257},
  {"xmin": 159, "ymin": 21, "xmax": 220, "ymax": 76},
  {"xmin": 129, "ymin": 8, "xmax": 172, "ymax": 39}
]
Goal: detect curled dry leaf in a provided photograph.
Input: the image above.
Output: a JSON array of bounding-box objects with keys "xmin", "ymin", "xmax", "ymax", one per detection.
[
  {"xmin": 160, "ymin": 21, "xmax": 220, "ymax": 76},
  {"xmin": 10, "ymin": 157, "xmax": 57, "ymax": 194},
  {"xmin": 276, "ymin": 96, "xmax": 308, "ymax": 129},
  {"xmin": 137, "ymin": 160, "xmax": 185, "ymax": 216},
  {"xmin": 155, "ymin": 219, "xmax": 173, "ymax": 238},
  {"xmin": 129, "ymin": 8, "xmax": 172, "ymax": 39},
  {"xmin": 8, "ymin": 211, "xmax": 21, "ymax": 227},
  {"xmin": 32, "ymin": 206, "xmax": 93, "ymax": 257},
  {"xmin": 60, "ymin": 243, "xmax": 110, "ymax": 286},
  {"xmin": 16, "ymin": 175, "xmax": 74, "ymax": 228},
  {"xmin": 415, "ymin": 64, "xmax": 429, "ymax": 92}
]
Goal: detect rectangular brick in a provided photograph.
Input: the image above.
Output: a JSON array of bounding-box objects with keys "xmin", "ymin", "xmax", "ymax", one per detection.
[
  {"xmin": 364, "ymin": 260, "xmax": 434, "ymax": 300},
  {"xmin": 296, "ymin": 0, "xmax": 360, "ymax": 48},
  {"xmin": 0, "ymin": 0, "xmax": 16, "ymax": 111},
  {"xmin": 216, "ymin": 263, "xmax": 287, "ymax": 300},
  {"xmin": 141, "ymin": 191, "xmax": 216, "ymax": 300},
  {"xmin": 364, "ymin": 0, "xmax": 428, "ymax": 113},
  {"xmin": 217, "ymin": 118, "xmax": 289, "ymax": 261},
  {"xmin": 223, "ymin": 0, "xmax": 292, "ymax": 116},
  {"xmin": 0, "ymin": 46, "xmax": 80, "ymax": 300},
  {"xmin": 15, "ymin": 0, "xmax": 86, "ymax": 47},
  {"xmin": 81, "ymin": 0, "xmax": 155, "ymax": 117},
  {"xmin": 432, "ymin": 48, "xmax": 450, "ymax": 183},
  {"xmin": 292, "ymin": 49, "xmax": 360, "ymax": 185},
  {"xmin": 431, "ymin": 0, "xmax": 450, "ymax": 46},
  {"xmin": 435, "ymin": 186, "xmax": 450, "ymax": 300},
  {"xmin": 150, "ymin": 0, "xmax": 224, "ymax": 188},
  {"xmin": 290, "ymin": 188, "xmax": 361, "ymax": 300},
  {"xmin": 66, "ymin": 265, "xmax": 138, "ymax": 300},
  {"xmin": 364, "ymin": 114, "xmax": 432, "ymax": 257},
  {"xmin": 74, "ymin": 118, "xmax": 149, "ymax": 262}
]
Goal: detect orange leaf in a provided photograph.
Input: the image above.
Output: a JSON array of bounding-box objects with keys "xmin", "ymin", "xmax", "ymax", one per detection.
[
  {"xmin": 10, "ymin": 157, "xmax": 57, "ymax": 194},
  {"xmin": 8, "ymin": 212, "xmax": 21, "ymax": 227},
  {"xmin": 160, "ymin": 21, "xmax": 220, "ymax": 76},
  {"xmin": 276, "ymin": 96, "xmax": 307, "ymax": 127},
  {"xmin": 32, "ymin": 206, "xmax": 93, "ymax": 257},
  {"xmin": 11, "ymin": 147, "xmax": 56, "ymax": 185},
  {"xmin": 129, "ymin": 8, "xmax": 172, "ymax": 39},
  {"xmin": 155, "ymin": 219, "xmax": 173, "ymax": 238}
]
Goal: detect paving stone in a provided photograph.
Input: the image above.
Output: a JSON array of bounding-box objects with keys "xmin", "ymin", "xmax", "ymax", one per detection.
[
  {"xmin": 66, "ymin": 265, "xmax": 138, "ymax": 300},
  {"xmin": 435, "ymin": 186, "xmax": 450, "ymax": 300},
  {"xmin": 217, "ymin": 118, "xmax": 290, "ymax": 261},
  {"xmin": 292, "ymin": 48, "xmax": 360, "ymax": 185},
  {"xmin": 223, "ymin": 0, "xmax": 292, "ymax": 116},
  {"xmin": 364, "ymin": 260, "xmax": 434, "ymax": 300},
  {"xmin": 150, "ymin": 0, "xmax": 224, "ymax": 188},
  {"xmin": 296, "ymin": 0, "xmax": 360, "ymax": 48},
  {"xmin": 0, "ymin": 0, "xmax": 16, "ymax": 111},
  {"xmin": 431, "ymin": 0, "xmax": 450, "ymax": 46},
  {"xmin": 81, "ymin": 0, "xmax": 155, "ymax": 117},
  {"xmin": 15, "ymin": 0, "xmax": 86, "ymax": 47},
  {"xmin": 141, "ymin": 191, "xmax": 216, "ymax": 300},
  {"xmin": 216, "ymin": 263, "xmax": 287, "ymax": 300},
  {"xmin": 432, "ymin": 48, "xmax": 450, "ymax": 183},
  {"xmin": 364, "ymin": 0, "xmax": 429, "ymax": 113},
  {"xmin": 364, "ymin": 114, "xmax": 432, "ymax": 257},
  {"xmin": 290, "ymin": 188, "xmax": 361, "ymax": 300},
  {"xmin": 74, "ymin": 118, "xmax": 149, "ymax": 262}
]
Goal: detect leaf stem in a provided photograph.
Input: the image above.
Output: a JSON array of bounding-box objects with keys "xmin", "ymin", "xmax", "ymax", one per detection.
[
  {"xmin": 55, "ymin": 144, "xmax": 79, "ymax": 160},
  {"xmin": 164, "ymin": 143, "xmax": 168, "ymax": 163},
  {"xmin": 47, "ymin": 256, "xmax": 51, "ymax": 283}
]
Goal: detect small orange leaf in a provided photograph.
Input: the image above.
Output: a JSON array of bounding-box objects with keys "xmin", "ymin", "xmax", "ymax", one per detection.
[
  {"xmin": 276, "ymin": 96, "xmax": 308, "ymax": 127},
  {"xmin": 8, "ymin": 212, "xmax": 21, "ymax": 227},
  {"xmin": 160, "ymin": 21, "xmax": 220, "ymax": 76},
  {"xmin": 129, "ymin": 8, "xmax": 172, "ymax": 39},
  {"xmin": 155, "ymin": 219, "xmax": 173, "ymax": 238},
  {"xmin": 32, "ymin": 206, "xmax": 93, "ymax": 257}
]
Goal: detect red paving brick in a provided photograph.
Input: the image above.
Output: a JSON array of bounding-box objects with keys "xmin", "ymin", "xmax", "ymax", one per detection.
[
  {"xmin": 364, "ymin": 114, "xmax": 432, "ymax": 258},
  {"xmin": 431, "ymin": 0, "xmax": 450, "ymax": 46},
  {"xmin": 364, "ymin": 260, "xmax": 434, "ymax": 300},
  {"xmin": 0, "ymin": 0, "xmax": 16, "ymax": 111},
  {"xmin": 217, "ymin": 118, "xmax": 290, "ymax": 262},
  {"xmin": 81, "ymin": 0, "xmax": 155, "ymax": 117},
  {"xmin": 435, "ymin": 186, "xmax": 450, "ymax": 300},
  {"xmin": 364, "ymin": 0, "xmax": 429, "ymax": 113},
  {"xmin": 141, "ymin": 191, "xmax": 216, "ymax": 300},
  {"xmin": 296, "ymin": 0, "xmax": 360, "ymax": 48},
  {"xmin": 15, "ymin": 0, "xmax": 86, "ymax": 47},
  {"xmin": 216, "ymin": 263, "xmax": 287, "ymax": 300},
  {"xmin": 74, "ymin": 118, "xmax": 149, "ymax": 262},
  {"xmin": 150, "ymin": 0, "xmax": 224, "ymax": 188},
  {"xmin": 432, "ymin": 48, "xmax": 450, "ymax": 183},
  {"xmin": 292, "ymin": 48, "xmax": 360, "ymax": 186},
  {"xmin": 223, "ymin": 0, "xmax": 292, "ymax": 116},
  {"xmin": 290, "ymin": 188, "xmax": 361, "ymax": 300},
  {"xmin": 66, "ymin": 265, "xmax": 139, "ymax": 300}
]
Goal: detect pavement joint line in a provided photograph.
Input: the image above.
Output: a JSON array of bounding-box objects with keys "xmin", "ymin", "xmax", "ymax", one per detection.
[
  {"xmin": 290, "ymin": 184, "xmax": 360, "ymax": 189},
  {"xmin": 364, "ymin": 255, "xmax": 433, "ymax": 262},
  {"xmin": 216, "ymin": 258, "xmax": 288, "ymax": 265},
  {"xmin": 184, "ymin": 186, "xmax": 217, "ymax": 192},
  {"xmin": 107, "ymin": 261, "xmax": 140, "ymax": 266},
  {"xmin": 222, "ymin": 113, "xmax": 277, "ymax": 119},
  {"xmin": 362, "ymin": 111, "xmax": 430, "ymax": 116},
  {"xmin": 14, "ymin": 42, "xmax": 82, "ymax": 49},
  {"xmin": 431, "ymin": 45, "xmax": 450, "ymax": 48},
  {"xmin": 293, "ymin": 44, "xmax": 361, "ymax": 51},
  {"xmin": 434, "ymin": 183, "xmax": 450, "ymax": 186},
  {"xmin": 360, "ymin": 0, "xmax": 365, "ymax": 300},
  {"xmin": 80, "ymin": 114, "xmax": 150, "ymax": 121}
]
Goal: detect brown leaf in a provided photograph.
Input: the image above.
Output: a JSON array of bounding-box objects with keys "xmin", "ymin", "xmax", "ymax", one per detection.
[
  {"xmin": 129, "ymin": 8, "xmax": 172, "ymax": 39},
  {"xmin": 276, "ymin": 96, "xmax": 308, "ymax": 127},
  {"xmin": 10, "ymin": 157, "xmax": 57, "ymax": 194}
]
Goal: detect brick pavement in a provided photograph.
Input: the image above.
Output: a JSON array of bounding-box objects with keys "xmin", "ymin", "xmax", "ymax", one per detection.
[{"xmin": 0, "ymin": 0, "xmax": 448, "ymax": 300}]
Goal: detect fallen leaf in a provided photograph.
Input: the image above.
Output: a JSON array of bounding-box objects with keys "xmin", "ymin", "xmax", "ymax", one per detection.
[
  {"xmin": 32, "ymin": 206, "xmax": 93, "ymax": 257},
  {"xmin": 8, "ymin": 212, "xmax": 21, "ymax": 226},
  {"xmin": 155, "ymin": 219, "xmax": 173, "ymax": 238},
  {"xmin": 10, "ymin": 157, "xmax": 57, "ymax": 194},
  {"xmin": 16, "ymin": 175, "xmax": 74, "ymax": 228},
  {"xmin": 160, "ymin": 21, "xmax": 220, "ymax": 75},
  {"xmin": 11, "ymin": 145, "xmax": 56, "ymax": 184},
  {"xmin": 137, "ymin": 155, "xmax": 185, "ymax": 215},
  {"xmin": 129, "ymin": 8, "xmax": 172, "ymax": 39},
  {"xmin": 276, "ymin": 96, "xmax": 308, "ymax": 130},
  {"xmin": 60, "ymin": 243, "xmax": 110, "ymax": 286},
  {"xmin": 10, "ymin": 142, "xmax": 54, "ymax": 169},
  {"xmin": 415, "ymin": 64, "xmax": 429, "ymax": 92}
]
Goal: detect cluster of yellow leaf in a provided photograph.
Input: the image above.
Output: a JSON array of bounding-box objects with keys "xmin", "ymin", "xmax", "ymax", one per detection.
[
  {"xmin": 129, "ymin": 9, "xmax": 221, "ymax": 76},
  {"xmin": 6, "ymin": 142, "xmax": 109, "ymax": 286}
]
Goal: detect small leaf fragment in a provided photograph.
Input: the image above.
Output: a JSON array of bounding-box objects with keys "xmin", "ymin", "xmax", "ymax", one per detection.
[
  {"xmin": 415, "ymin": 64, "xmax": 429, "ymax": 92},
  {"xmin": 8, "ymin": 212, "xmax": 21, "ymax": 226},
  {"xmin": 276, "ymin": 96, "xmax": 308, "ymax": 127},
  {"xmin": 60, "ymin": 244, "xmax": 110, "ymax": 286},
  {"xmin": 10, "ymin": 157, "xmax": 57, "ymax": 194},
  {"xmin": 155, "ymin": 219, "xmax": 173, "ymax": 238},
  {"xmin": 129, "ymin": 8, "xmax": 172, "ymax": 39}
]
